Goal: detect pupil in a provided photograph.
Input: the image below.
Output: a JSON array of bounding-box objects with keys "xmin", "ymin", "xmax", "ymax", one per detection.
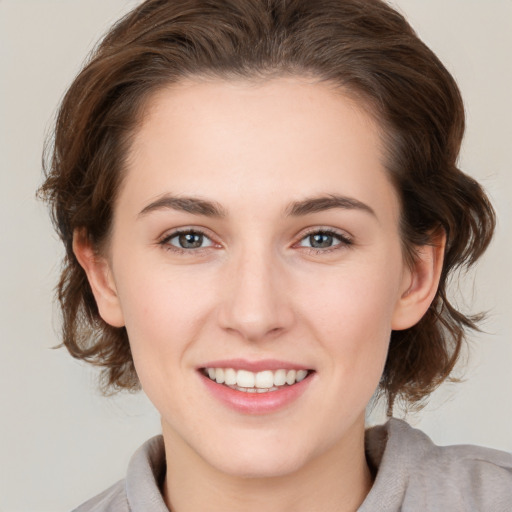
[
  {"xmin": 179, "ymin": 233, "xmax": 203, "ymax": 248},
  {"xmin": 310, "ymin": 233, "xmax": 333, "ymax": 248}
]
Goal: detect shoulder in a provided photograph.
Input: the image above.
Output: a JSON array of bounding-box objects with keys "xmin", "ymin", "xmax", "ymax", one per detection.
[
  {"xmin": 362, "ymin": 419, "xmax": 512, "ymax": 512},
  {"xmin": 72, "ymin": 480, "xmax": 127, "ymax": 512},
  {"xmin": 71, "ymin": 435, "xmax": 167, "ymax": 512}
]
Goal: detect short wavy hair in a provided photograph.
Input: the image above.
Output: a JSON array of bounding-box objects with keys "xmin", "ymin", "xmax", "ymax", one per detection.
[{"xmin": 39, "ymin": 0, "xmax": 495, "ymax": 410}]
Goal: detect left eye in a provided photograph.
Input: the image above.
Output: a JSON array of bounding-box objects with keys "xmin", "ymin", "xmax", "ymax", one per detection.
[
  {"xmin": 298, "ymin": 231, "xmax": 348, "ymax": 249},
  {"xmin": 166, "ymin": 231, "xmax": 214, "ymax": 249}
]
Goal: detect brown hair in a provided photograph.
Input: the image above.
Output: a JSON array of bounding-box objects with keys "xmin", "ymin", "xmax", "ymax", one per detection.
[{"xmin": 39, "ymin": 0, "xmax": 495, "ymax": 410}]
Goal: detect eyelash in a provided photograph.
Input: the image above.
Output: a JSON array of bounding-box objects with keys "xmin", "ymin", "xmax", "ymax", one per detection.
[
  {"xmin": 158, "ymin": 227, "xmax": 353, "ymax": 255},
  {"xmin": 158, "ymin": 229, "xmax": 217, "ymax": 255},
  {"xmin": 295, "ymin": 228, "xmax": 353, "ymax": 254}
]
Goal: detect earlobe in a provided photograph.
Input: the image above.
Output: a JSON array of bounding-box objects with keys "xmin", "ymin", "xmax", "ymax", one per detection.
[
  {"xmin": 392, "ymin": 231, "xmax": 446, "ymax": 330},
  {"xmin": 72, "ymin": 229, "xmax": 125, "ymax": 328}
]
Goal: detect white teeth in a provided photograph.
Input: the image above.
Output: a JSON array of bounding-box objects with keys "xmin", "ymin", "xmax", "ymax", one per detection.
[
  {"xmin": 224, "ymin": 368, "xmax": 237, "ymax": 386},
  {"xmin": 255, "ymin": 370, "xmax": 274, "ymax": 388},
  {"xmin": 205, "ymin": 367, "xmax": 310, "ymax": 390},
  {"xmin": 215, "ymin": 368, "xmax": 225, "ymax": 384},
  {"xmin": 286, "ymin": 370, "xmax": 297, "ymax": 385},
  {"xmin": 230, "ymin": 385, "xmax": 279, "ymax": 393},
  {"xmin": 274, "ymin": 369, "xmax": 286, "ymax": 386},
  {"xmin": 296, "ymin": 369, "xmax": 308, "ymax": 382},
  {"xmin": 237, "ymin": 370, "xmax": 255, "ymax": 388}
]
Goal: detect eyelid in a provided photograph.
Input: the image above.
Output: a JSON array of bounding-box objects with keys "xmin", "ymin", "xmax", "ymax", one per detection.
[
  {"xmin": 293, "ymin": 226, "xmax": 354, "ymax": 252},
  {"xmin": 158, "ymin": 226, "xmax": 222, "ymax": 253},
  {"xmin": 156, "ymin": 225, "xmax": 353, "ymax": 255}
]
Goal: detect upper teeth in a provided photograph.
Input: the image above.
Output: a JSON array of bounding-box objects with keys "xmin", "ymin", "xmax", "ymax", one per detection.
[{"xmin": 206, "ymin": 368, "xmax": 308, "ymax": 389}]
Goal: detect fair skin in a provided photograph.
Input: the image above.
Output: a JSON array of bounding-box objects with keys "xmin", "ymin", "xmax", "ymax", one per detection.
[{"xmin": 74, "ymin": 77, "xmax": 444, "ymax": 512}]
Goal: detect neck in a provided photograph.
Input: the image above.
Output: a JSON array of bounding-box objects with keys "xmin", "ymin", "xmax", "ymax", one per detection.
[{"xmin": 161, "ymin": 415, "xmax": 373, "ymax": 512}]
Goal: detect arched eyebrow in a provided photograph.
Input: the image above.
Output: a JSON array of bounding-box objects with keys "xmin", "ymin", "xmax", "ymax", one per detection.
[
  {"xmin": 139, "ymin": 195, "xmax": 227, "ymax": 218},
  {"xmin": 285, "ymin": 194, "xmax": 376, "ymax": 218},
  {"xmin": 138, "ymin": 193, "xmax": 375, "ymax": 219}
]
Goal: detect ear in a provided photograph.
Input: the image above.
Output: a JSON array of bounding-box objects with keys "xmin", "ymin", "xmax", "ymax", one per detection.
[
  {"xmin": 392, "ymin": 230, "xmax": 446, "ymax": 330},
  {"xmin": 72, "ymin": 229, "xmax": 125, "ymax": 328}
]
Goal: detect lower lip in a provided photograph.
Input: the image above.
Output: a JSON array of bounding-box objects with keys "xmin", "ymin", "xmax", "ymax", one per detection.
[{"xmin": 199, "ymin": 372, "xmax": 314, "ymax": 415}]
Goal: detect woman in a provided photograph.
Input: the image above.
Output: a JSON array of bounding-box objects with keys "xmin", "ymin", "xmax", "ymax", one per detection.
[{"xmin": 39, "ymin": 0, "xmax": 512, "ymax": 510}]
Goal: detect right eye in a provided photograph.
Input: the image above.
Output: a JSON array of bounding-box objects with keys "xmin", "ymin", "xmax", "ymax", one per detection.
[{"xmin": 161, "ymin": 230, "xmax": 215, "ymax": 251}]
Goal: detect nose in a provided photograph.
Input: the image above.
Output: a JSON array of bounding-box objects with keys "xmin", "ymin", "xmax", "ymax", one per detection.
[{"xmin": 217, "ymin": 246, "xmax": 294, "ymax": 342}]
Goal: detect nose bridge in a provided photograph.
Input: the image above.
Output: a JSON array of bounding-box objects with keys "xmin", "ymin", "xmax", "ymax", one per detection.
[{"xmin": 218, "ymin": 239, "xmax": 292, "ymax": 341}]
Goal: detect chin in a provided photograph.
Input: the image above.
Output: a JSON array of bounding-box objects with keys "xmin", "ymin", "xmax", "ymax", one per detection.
[
  {"xmin": 200, "ymin": 429, "xmax": 317, "ymax": 479},
  {"xmin": 215, "ymin": 450, "xmax": 309, "ymax": 480}
]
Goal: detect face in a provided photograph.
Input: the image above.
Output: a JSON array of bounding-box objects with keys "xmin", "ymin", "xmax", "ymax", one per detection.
[{"xmin": 86, "ymin": 77, "xmax": 426, "ymax": 478}]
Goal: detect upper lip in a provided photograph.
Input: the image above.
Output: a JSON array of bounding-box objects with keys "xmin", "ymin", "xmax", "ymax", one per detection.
[{"xmin": 198, "ymin": 358, "xmax": 312, "ymax": 372}]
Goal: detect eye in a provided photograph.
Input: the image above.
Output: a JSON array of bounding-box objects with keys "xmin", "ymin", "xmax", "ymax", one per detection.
[
  {"xmin": 162, "ymin": 230, "xmax": 214, "ymax": 250},
  {"xmin": 297, "ymin": 230, "xmax": 352, "ymax": 251}
]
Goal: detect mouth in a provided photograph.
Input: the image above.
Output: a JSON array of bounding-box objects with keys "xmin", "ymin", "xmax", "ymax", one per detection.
[
  {"xmin": 201, "ymin": 367, "xmax": 314, "ymax": 393},
  {"xmin": 198, "ymin": 359, "xmax": 315, "ymax": 414}
]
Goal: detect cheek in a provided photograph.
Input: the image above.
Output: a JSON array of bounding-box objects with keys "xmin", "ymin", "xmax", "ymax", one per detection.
[
  {"xmin": 116, "ymin": 272, "xmax": 219, "ymax": 416},
  {"xmin": 298, "ymin": 261, "xmax": 402, "ymax": 375},
  {"xmin": 113, "ymin": 259, "xmax": 219, "ymax": 369}
]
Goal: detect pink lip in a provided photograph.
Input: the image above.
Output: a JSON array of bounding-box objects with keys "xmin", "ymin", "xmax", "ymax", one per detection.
[
  {"xmin": 199, "ymin": 358, "xmax": 311, "ymax": 372},
  {"xmin": 198, "ymin": 369, "xmax": 314, "ymax": 415}
]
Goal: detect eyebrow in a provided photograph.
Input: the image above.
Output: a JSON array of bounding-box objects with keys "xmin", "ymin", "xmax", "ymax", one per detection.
[
  {"xmin": 285, "ymin": 194, "xmax": 376, "ymax": 218},
  {"xmin": 138, "ymin": 193, "xmax": 375, "ymax": 219},
  {"xmin": 139, "ymin": 195, "xmax": 227, "ymax": 218}
]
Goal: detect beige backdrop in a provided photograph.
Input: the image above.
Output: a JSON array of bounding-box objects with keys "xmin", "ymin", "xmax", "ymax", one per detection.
[{"xmin": 0, "ymin": 1, "xmax": 510, "ymax": 511}]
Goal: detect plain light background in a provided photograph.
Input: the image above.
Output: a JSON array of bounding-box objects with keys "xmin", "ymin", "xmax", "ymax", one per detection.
[{"xmin": 0, "ymin": 1, "xmax": 511, "ymax": 511}]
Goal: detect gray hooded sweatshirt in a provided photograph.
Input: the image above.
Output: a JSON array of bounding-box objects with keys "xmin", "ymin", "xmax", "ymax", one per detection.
[{"xmin": 73, "ymin": 419, "xmax": 512, "ymax": 511}]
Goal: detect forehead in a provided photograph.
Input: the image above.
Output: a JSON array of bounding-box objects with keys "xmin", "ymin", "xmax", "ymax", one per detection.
[
  {"xmin": 136, "ymin": 76, "xmax": 382, "ymax": 161},
  {"xmin": 122, "ymin": 76, "xmax": 398, "ymax": 223}
]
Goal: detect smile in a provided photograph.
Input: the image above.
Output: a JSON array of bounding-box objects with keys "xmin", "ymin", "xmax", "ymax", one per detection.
[{"xmin": 203, "ymin": 368, "xmax": 310, "ymax": 393}]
